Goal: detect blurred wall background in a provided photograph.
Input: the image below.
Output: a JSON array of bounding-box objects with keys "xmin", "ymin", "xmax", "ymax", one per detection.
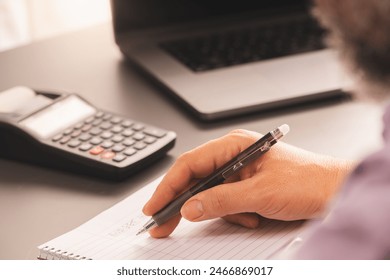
[{"xmin": 0, "ymin": 0, "xmax": 111, "ymax": 51}]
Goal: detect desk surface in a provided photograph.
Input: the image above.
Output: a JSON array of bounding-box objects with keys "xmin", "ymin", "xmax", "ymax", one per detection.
[{"xmin": 0, "ymin": 24, "xmax": 384, "ymax": 259}]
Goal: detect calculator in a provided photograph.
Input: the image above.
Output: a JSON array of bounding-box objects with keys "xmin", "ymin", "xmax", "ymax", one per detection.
[{"xmin": 0, "ymin": 86, "xmax": 176, "ymax": 180}]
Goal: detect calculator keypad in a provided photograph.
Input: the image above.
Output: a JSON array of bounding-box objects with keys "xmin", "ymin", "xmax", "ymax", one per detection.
[{"xmin": 52, "ymin": 112, "xmax": 167, "ymax": 165}]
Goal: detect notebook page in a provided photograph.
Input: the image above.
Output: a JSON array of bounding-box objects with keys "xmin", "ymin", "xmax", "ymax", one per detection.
[{"xmin": 38, "ymin": 176, "xmax": 303, "ymax": 260}]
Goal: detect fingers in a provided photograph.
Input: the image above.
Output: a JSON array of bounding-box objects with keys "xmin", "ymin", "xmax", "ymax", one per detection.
[
  {"xmin": 180, "ymin": 179, "xmax": 258, "ymax": 222},
  {"xmin": 223, "ymin": 213, "xmax": 261, "ymax": 229},
  {"xmin": 149, "ymin": 213, "xmax": 261, "ymax": 238},
  {"xmin": 143, "ymin": 130, "xmax": 259, "ymax": 216},
  {"xmin": 142, "ymin": 129, "xmax": 262, "ymax": 238},
  {"xmin": 148, "ymin": 215, "xmax": 181, "ymax": 238},
  {"xmin": 150, "ymin": 176, "xmax": 265, "ymax": 237}
]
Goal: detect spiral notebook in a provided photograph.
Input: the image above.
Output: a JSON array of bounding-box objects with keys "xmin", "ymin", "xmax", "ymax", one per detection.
[{"xmin": 37, "ymin": 176, "xmax": 303, "ymax": 260}]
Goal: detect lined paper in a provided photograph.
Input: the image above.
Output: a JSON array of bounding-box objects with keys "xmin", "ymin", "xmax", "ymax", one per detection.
[{"xmin": 38, "ymin": 176, "xmax": 303, "ymax": 260}]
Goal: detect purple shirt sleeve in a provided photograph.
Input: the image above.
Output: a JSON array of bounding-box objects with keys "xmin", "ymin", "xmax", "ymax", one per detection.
[{"xmin": 295, "ymin": 107, "xmax": 390, "ymax": 259}]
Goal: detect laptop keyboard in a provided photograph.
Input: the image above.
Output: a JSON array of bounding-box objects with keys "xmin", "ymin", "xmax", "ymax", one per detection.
[{"xmin": 160, "ymin": 17, "xmax": 325, "ymax": 72}]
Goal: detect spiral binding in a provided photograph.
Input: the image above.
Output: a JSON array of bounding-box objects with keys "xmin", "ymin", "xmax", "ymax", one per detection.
[{"xmin": 38, "ymin": 246, "xmax": 91, "ymax": 260}]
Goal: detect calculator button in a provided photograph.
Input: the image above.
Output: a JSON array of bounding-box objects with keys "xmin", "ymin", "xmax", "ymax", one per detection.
[
  {"xmin": 123, "ymin": 139, "xmax": 135, "ymax": 146},
  {"xmin": 121, "ymin": 120, "xmax": 133, "ymax": 128},
  {"xmin": 68, "ymin": 140, "xmax": 81, "ymax": 148},
  {"xmin": 100, "ymin": 122, "xmax": 112, "ymax": 130},
  {"xmin": 92, "ymin": 119, "xmax": 102, "ymax": 126},
  {"xmin": 133, "ymin": 133, "xmax": 145, "ymax": 141},
  {"xmin": 111, "ymin": 116, "xmax": 122, "ymax": 124},
  {"xmin": 122, "ymin": 129, "xmax": 134, "ymax": 137},
  {"xmin": 143, "ymin": 127, "xmax": 166, "ymax": 138},
  {"xmin": 71, "ymin": 130, "xmax": 81, "ymax": 138},
  {"xmin": 132, "ymin": 123, "xmax": 145, "ymax": 131},
  {"xmin": 89, "ymin": 146, "xmax": 104, "ymax": 155},
  {"xmin": 79, "ymin": 143, "xmax": 92, "ymax": 151},
  {"xmin": 84, "ymin": 116, "xmax": 95, "ymax": 124},
  {"xmin": 79, "ymin": 133, "xmax": 92, "ymax": 142},
  {"xmin": 52, "ymin": 134, "xmax": 63, "ymax": 142},
  {"xmin": 124, "ymin": 148, "xmax": 137, "ymax": 156},
  {"xmin": 101, "ymin": 131, "xmax": 113, "ymax": 139},
  {"xmin": 100, "ymin": 151, "xmax": 116, "ymax": 160},
  {"xmin": 63, "ymin": 128, "xmax": 73, "ymax": 135},
  {"xmin": 144, "ymin": 136, "xmax": 157, "ymax": 144},
  {"xmin": 89, "ymin": 127, "xmax": 102, "ymax": 136},
  {"xmin": 111, "ymin": 125, "xmax": 123, "ymax": 134},
  {"xmin": 134, "ymin": 142, "xmax": 147, "ymax": 150},
  {"xmin": 90, "ymin": 137, "xmax": 102, "ymax": 145},
  {"xmin": 59, "ymin": 136, "xmax": 71, "ymax": 144},
  {"xmin": 112, "ymin": 135, "xmax": 124, "ymax": 143},
  {"xmin": 81, "ymin": 124, "xmax": 92, "ymax": 132},
  {"xmin": 113, "ymin": 154, "xmax": 126, "ymax": 162},
  {"xmin": 95, "ymin": 111, "xmax": 104, "ymax": 118},
  {"xmin": 74, "ymin": 122, "xmax": 84, "ymax": 129},
  {"xmin": 112, "ymin": 144, "xmax": 125, "ymax": 153},
  {"xmin": 102, "ymin": 113, "xmax": 112, "ymax": 121},
  {"xmin": 101, "ymin": 141, "xmax": 114, "ymax": 149}
]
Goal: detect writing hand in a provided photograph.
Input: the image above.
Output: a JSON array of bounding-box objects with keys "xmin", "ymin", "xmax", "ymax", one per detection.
[{"xmin": 143, "ymin": 129, "xmax": 354, "ymax": 238}]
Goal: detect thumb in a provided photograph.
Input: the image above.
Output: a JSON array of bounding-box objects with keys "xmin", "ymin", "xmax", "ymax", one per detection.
[{"xmin": 180, "ymin": 181, "xmax": 251, "ymax": 222}]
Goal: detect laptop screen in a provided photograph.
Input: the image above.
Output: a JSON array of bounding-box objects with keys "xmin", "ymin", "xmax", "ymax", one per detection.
[{"xmin": 111, "ymin": 0, "xmax": 309, "ymax": 34}]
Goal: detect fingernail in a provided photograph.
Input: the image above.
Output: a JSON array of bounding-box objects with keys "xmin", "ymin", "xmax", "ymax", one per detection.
[{"xmin": 181, "ymin": 200, "xmax": 204, "ymax": 221}]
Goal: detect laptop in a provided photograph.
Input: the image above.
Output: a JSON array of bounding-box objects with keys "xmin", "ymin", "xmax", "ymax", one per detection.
[{"xmin": 111, "ymin": 0, "xmax": 349, "ymax": 121}]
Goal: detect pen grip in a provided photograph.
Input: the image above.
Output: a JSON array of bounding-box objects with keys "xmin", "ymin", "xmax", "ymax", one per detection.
[
  {"xmin": 189, "ymin": 174, "xmax": 226, "ymax": 194},
  {"xmin": 151, "ymin": 131, "xmax": 279, "ymax": 227},
  {"xmin": 152, "ymin": 191, "xmax": 193, "ymax": 226}
]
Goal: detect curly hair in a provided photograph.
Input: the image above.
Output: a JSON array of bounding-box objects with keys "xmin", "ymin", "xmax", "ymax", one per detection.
[{"xmin": 313, "ymin": 0, "xmax": 390, "ymax": 93}]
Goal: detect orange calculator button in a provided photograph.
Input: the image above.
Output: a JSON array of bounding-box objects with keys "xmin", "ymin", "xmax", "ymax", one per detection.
[
  {"xmin": 89, "ymin": 146, "xmax": 104, "ymax": 155},
  {"xmin": 100, "ymin": 151, "xmax": 116, "ymax": 160}
]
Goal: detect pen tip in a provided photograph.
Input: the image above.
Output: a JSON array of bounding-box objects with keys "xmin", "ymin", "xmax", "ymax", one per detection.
[{"xmin": 136, "ymin": 218, "xmax": 156, "ymax": 236}]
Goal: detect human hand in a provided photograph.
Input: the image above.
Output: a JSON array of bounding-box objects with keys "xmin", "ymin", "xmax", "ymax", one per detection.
[{"xmin": 142, "ymin": 129, "xmax": 355, "ymax": 238}]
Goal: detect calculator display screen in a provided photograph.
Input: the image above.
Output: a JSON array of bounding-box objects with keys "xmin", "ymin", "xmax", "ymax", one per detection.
[{"xmin": 20, "ymin": 96, "xmax": 96, "ymax": 139}]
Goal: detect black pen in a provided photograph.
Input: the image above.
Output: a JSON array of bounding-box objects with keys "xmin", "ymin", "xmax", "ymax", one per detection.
[{"xmin": 136, "ymin": 124, "xmax": 290, "ymax": 235}]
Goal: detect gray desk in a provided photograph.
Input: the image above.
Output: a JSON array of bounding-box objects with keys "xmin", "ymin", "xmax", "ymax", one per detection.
[{"xmin": 0, "ymin": 24, "xmax": 384, "ymax": 259}]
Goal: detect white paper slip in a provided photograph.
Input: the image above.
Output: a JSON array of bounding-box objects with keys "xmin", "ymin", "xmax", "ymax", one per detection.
[{"xmin": 38, "ymin": 175, "xmax": 303, "ymax": 260}]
